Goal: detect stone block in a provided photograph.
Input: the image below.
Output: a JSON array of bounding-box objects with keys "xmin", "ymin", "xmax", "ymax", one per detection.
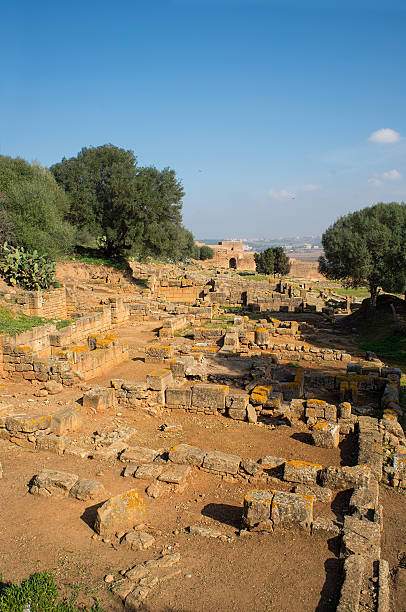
[
  {"xmin": 243, "ymin": 489, "xmax": 274, "ymax": 528},
  {"xmin": 271, "ymin": 490, "xmax": 313, "ymax": 531},
  {"xmin": 69, "ymin": 478, "xmax": 105, "ymax": 501},
  {"xmin": 321, "ymin": 465, "xmax": 373, "ymax": 490},
  {"xmin": 294, "ymin": 483, "xmax": 333, "ymax": 504},
  {"xmin": 120, "ymin": 446, "xmax": 158, "ymax": 464},
  {"xmin": 158, "ymin": 464, "xmax": 191, "ymax": 484},
  {"xmin": 6, "ymin": 414, "xmax": 51, "ymax": 434},
  {"xmin": 336, "ymin": 554, "xmax": 365, "ymax": 612},
  {"xmin": 30, "ymin": 470, "xmax": 79, "ymax": 497},
  {"xmin": 342, "ymin": 515, "xmax": 381, "ymax": 560},
  {"xmin": 339, "ymin": 402, "xmax": 352, "ymax": 419},
  {"xmin": 35, "ymin": 432, "xmax": 68, "ymax": 454},
  {"xmin": 203, "ymin": 450, "xmax": 241, "ymax": 474},
  {"xmin": 169, "ymin": 443, "xmax": 206, "ymax": 467},
  {"xmin": 191, "ymin": 383, "xmax": 228, "ymax": 412},
  {"xmin": 349, "ymin": 482, "xmax": 379, "ymax": 519},
  {"xmin": 134, "ymin": 464, "xmax": 164, "ymax": 479},
  {"xmin": 146, "ymin": 369, "xmax": 173, "ymax": 391},
  {"xmin": 169, "ymin": 360, "xmax": 186, "ymax": 379},
  {"xmin": 312, "ymin": 422, "xmax": 340, "ymax": 448},
  {"xmin": 94, "ymin": 488, "xmax": 146, "ymax": 536},
  {"xmin": 165, "ymin": 387, "xmax": 191, "ymax": 409},
  {"xmin": 145, "ymin": 345, "xmax": 173, "ymax": 362},
  {"xmin": 83, "ymin": 387, "xmax": 115, "ymax": 412},
  {"xmin": 258, "ymin": 456, "xmax": 286, "ymax": 469},
  {"xmin": 283, "ymin": 460, "xmax": 322, "ymax": 484},
  {"xmin": 121, "ymin": 530, "xmax": 155, "ymax": 551},
  {"xmin": 324, "ymin": 404, "xmax": 337, "ymax": 421},
  {"xmin": 247, "ymin": 404, "xmax": 258, "ymax": 423},
  {"xmin": 306, "ymin": 399, "xmax": 327, "ymax": 418},
  {"xmin": 50, "ymin": 406, "xmax": 82, "ymax": 435}
]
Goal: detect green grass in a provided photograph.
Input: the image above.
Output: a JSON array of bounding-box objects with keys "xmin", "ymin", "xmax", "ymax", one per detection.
[
  {"xmin": 332, "ymin": 287, "xmax": 371, "ymax": 298},
  {"xmin": 354, "ymin": 311, "xmax": 406, "ymax": 366},
  {"xmin": 237, "ymin": 271, "xmax": 269, "ymax": 281},
  {"xmin": 0, "ymin": 572, "xmax": 102, "ymax": 611},
  {"xmin": 0, "ymin": 306, "xmax": 72, "ymax": 336}
]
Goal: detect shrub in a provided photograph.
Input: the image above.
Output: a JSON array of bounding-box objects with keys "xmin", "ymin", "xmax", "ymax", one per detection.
[
  {"xmin": 0, "ymin": 243, "xmax": 57, "ymax": 290},
  {"xmin": 199, "ymin": 245, "xmax": 214, "ymax": 260}
]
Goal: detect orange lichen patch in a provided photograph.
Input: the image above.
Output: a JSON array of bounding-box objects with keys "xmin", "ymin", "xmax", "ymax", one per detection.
[
  {"xmin": 313, "ymin": 421, "xmax": 330, "ymax": 431},
  {"xmin": 383, "ymin": 409, "xmax": 398, "ymax": 420},
  {"xmin": 255, "ymin": 327, "xmax": 268, "ymax": 333},
  {"xmin": 299, "ymin": 494, "xmax": 315, "ymax": 508},
  {"xmin": 95, "ymin": 339, "xmax": 113, "ymax": 349},
  {"xmin": 73, "ymin": 346, "xmax": 91, "ymax": 353},
  {"xmin": 285, "ymin": 460, "xmax": 323, "ymax": 469},
  {"xmin": 149, "ymin": 369, "xmax": 171, "ymax": 377},
  {"xmin": 307, "ymin": 399, "xmax": 327, "ymax": 406},
  {"xmin": 244, "ymin": 489, "xmax": 274, "ymax": 504},
  {"xmin": 15, "ymin": 345, "xmax": 31, "ymax": 352}
]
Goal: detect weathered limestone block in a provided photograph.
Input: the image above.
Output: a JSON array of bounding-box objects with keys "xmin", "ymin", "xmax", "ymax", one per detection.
[
  {"xmin": 393, "ymin": 452, "xmax": 406, "ymax": 487},
  {"xmin": 83, "ymin": 387, "xmax": 115, "ymax": 412},
  {"xmin": 5, "ymin": 414, "xmax": 51, "ymax": 433},
  {"xmin": 35, "ymin": 432, "xmax": 68, "ymax": 454},
  {"xmin": 133, "ymin": 464, "xmax": 164, "ymax": 479},
  {"xmin": 312, "ymin": 422, "xmax": 340, "ymax": 448},
  {"xmin": 30, "ymin": 470, "xmax": 79, "ymax": 497},
  {"xmin": 146, "ymin": 369, "xmax": 173, "ymax": 391},
  {"xmin": 243, "ymin": 489, "xmax": 313, "ymax": 532},
  {"xmin": 246, "ymin": 404, "xmax": 258, "ymax": 423},
  {"xmin": 258, "ymin": 456, "xmax": 286, "ymax": 469},
  {"xmin": 339, "ymin": 402, "xmax": 352, "ymax": 419},
  {"xmin": 145, "ymin": 345, "xmax": 174, "ymax": 363},
  {"xmin": 250, "ymin": 385, "xmax": 272, "ymax": 406},
  {"xmin": 191, "ymin": 383, "xmax": 228, "ymax": 413},
  {"xmin": 289, "ymin": 399, "xmax": 305, "ymax": 420},
  {"xmin": 294, "ymin": 483, "xmax": 333, "ymax": 503},
  {"xmin": 169, "ymin": 360, "xmax": 186, "ymax": 379},
  {"xmin": 271, "ymin": 490, "xmax": 313, "ymax": 531},
  {"xmin": 203, "ymin": 450, "xmax": 241, "ymax": 474},
  {"xmin": 336, "ymin": 554, "xmax": 365, "ymax": 612},
  {"xmin": 241, "ymin": 458, "xmax": 261, "ymax": 475},
  {"xmin": 158, "ymin": 464, "xmax": 191, "ymax": 484},
  {"xmin": 283, "ymin": 460, "xmax": 322, "ymax": 484},
  {"xmin": 94, "ymin": 488, "xmax": 146, "ymax": 536},
  {"xmin": 169, "ymin": 443, "xmax": 207, "ymax": 467},
  {"xmin": 255, "ymin": 327, "xmax": 270, "ymax": 346},
  {"xmin": 165, "ymin": 387, "xmax": 191, "ymax": 409},
  {"xmin": 342, "ymin": 515, "xmax": 381, "ymax": 560},
  {"xmin": 349, "ymin": 482, "xmax": 379, "ymax": 519},
  {"xmin": 44, "ymin": 381, "xmax": 63, "ymax": 394},
  {"xmin": 121, "ymin": 530, "xmax": 155, "ymax": 551},
  {"xmin": 120, "ymin": 446, "xmax": 158, "ymax": 464},
  {"xmin": 227, "ymin": 393, "xmax": 248, "ymax": 420},
  {"xmin": 50, "ymin": 406, "xmax": 82, "ymax": 435},
  {"xmin": 243, "ymin": 489, "xmax": 274, "ymax": 528},
  {"xmin": 306, "ymin": 399, "xmax": 327, "ymax": 418},
  {"xmin": 321, "ymin": 465, "xmax": 373, "ymax": 490},
  {"xmin": 69, "ymin": 478, "xmax": 105, "ymax": 501},
  {"xmin": 324, "ymin": 404, "xmax": 337, "ymax": 421}
]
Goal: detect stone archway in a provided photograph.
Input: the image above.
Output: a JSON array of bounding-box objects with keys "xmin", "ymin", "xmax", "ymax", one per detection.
[{"xmin": 229, "ymin": 257, "xmax": 237, "ymax": 269}]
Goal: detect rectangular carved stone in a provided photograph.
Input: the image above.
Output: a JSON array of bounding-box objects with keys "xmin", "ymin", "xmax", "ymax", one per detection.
[
  {"xmin": 192, "ymin": 384, "xmax": 228, "ymax": 412},
  {"xmin": 165, "ymin": 387, "xmax": 192, "ymax": 408},
  {"xmin": 146, "ymin": 369, "xmax": 173, "ymax": 391},
  {"xmin": 284, "ymin": 460, "xmax": 322, "ymax": 484},
  {"xmin": 203, "ymin": 450, "xmax": 241, "ymax": 474},
  {"xmin": 169, "ymin": 443, "xmax": 206, "ymax": 467}
]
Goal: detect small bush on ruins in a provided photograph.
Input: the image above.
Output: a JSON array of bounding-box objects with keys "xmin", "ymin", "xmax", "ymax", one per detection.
[
  {"xmin": 319, "ymin": 201, "xmax": 406, "ymax": 308},
  {"xmin": 0, "ymin": 243, "xmax": 57, "ymax": 291},
  {"xmin": 0, "ymin": 156, "xmax": 75, "ymax": 259},
  {"xmin": 0, "ymin": 571, "xmax": 102, "ymax": 611},
  {"xmin": 199, "ymin": 245, "xmax": 214, "ymax": 260}
]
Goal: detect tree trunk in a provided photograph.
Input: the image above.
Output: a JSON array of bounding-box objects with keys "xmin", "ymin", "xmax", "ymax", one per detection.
[{"xmin": 369, "ymin": 285, "xmax": 378, "ymax": 309}]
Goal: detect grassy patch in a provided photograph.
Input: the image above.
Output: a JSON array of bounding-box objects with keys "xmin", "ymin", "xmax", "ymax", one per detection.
[
  {"xmin": 333, "ymin": 287, "xmax": 371, "ymax": 298},
  {"xmin": 68, "ymin": 247, "xmax": 130, "ymax": 271},
  {"xmin": 132, "ymin": 277, "xmax": 149, "ymax": 289},
  {"xmin": 354, "ymin": 311, "xmax": 406, "ymax": 366},
  {"xmin": 0, "ymin": 571, "xmax": 102, "ymax": 611},
  {"xmin": 237, "ymin": 271, "xmax": 269, "ymax": 281},
  {"xmin": 0, "ymin": 306, "xmax": 71, "ymax": 336}
]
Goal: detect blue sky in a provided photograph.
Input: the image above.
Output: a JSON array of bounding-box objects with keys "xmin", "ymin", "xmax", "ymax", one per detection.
[{"xmin": 2, "ymin": 0, "xmax": 405, "ymax": 238}]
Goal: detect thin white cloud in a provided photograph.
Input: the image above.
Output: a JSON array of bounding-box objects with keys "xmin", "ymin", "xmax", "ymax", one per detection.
[
  {"xmin": 368, "ymin": 177, "xmax": 383, "ymax": 187},
  {"xmin": 301, "ymin": 184, "xmax": 321, "ymax": 192},
  {"xmin": 382, "ymin": 169, "xmax": 402, "ymax": 181},
  {"xmin": 368, "ymin": 128, "xmax": 401, "ymax": 144},
  {"xmin": 268, "ymin": 188, "xmax": 296, "ymax": 200}
]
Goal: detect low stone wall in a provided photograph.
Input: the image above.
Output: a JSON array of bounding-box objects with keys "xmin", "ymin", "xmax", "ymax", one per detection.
[{"xmin": 16, "ymin": 288, "xmax": 68, "ymax": 320}]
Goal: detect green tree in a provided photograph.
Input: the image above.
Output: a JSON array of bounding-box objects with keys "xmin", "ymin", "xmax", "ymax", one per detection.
[
  {"xmin": 199, "ymin": 245, "xmax": 214, "ymax": 260},
  {"xmin": 0, "ymin": 156, "xmax": 74, "ymax": 258},
  {"xmin": 254, "ymin": 248, "xmax": 275, "ymax": 274},
  {"xmin": 319, "ymin": 202, "xmax": 406, "ymax": 308},
  {"xmin": 51, "ymin": 145, "xmax": 194, "ymax": 260},
  {"xmin": 273, "ymin": 246, "xmax": 291, "ymax": 275}
]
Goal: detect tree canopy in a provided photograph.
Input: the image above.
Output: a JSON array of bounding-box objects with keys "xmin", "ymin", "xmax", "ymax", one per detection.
[
  {"xmin": 0, "ymin": 156, "xmax": 74, "ymax": 258},
  {"xmin": 50, "ymin": 145, "xmax": 194, "ymax": 260},
  {"xmin": 254, "ymin": 247, "xmax": 291, "ymax": 276},
  {"xmin": 318, "ymin": 202, "xmax": 406, "ymax": 307}
]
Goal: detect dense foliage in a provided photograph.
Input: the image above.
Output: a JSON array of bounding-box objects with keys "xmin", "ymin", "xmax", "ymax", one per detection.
[
  {"xmin": 319, "ymin": 202, "xmax": 406, "ymax": 307},
  {"xmin": 254, "ymin": 247, "xmax": 291, "ymax": 275},
  {"xmin": 0, "ymin": 243, "xmax": 57, "ymax": 290},
  {"xmin": 0, "ymin": 156, "xmax": 74, "ymax": 258},
  {"xmin": 51, "ymin": 145, "xmax": 194, "ymax": 260}
]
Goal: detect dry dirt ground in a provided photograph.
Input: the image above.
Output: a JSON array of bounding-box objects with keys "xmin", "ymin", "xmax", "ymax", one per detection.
[{"xmin": 1, "ymin": 317, "xmax": 405, "ymax": 612}]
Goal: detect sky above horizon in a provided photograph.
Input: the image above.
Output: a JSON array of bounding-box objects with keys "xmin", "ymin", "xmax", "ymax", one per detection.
[{"xmin": 2, "ymin": 0, "xmax": 406, "ymax": 239}]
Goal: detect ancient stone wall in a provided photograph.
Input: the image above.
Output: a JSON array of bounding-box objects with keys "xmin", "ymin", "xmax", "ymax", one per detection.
[{"xmin": 16, "ymin": 288, "xmax": 68, "ymax": 320}]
